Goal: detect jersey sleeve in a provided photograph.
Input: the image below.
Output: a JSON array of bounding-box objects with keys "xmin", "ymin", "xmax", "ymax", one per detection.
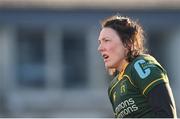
[{"xmin": 131, "ymin": 57, "xmax": 169, "ymax": 96}]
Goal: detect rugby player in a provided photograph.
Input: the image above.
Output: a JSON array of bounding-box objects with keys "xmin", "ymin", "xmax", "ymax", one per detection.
[{"xmin": 98, "ymin": 15, "xmax": 177, "ymax": 118}]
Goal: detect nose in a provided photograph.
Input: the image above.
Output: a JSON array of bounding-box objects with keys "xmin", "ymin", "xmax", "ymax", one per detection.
[{"xmin": 98, "ymin": 43, "xmax": 104, "ymax": 52}]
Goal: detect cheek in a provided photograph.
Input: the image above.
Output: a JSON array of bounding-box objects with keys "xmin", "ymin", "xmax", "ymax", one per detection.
[{"xmin": 109, "ymin": 44, "xmax": 126, "ymax": 57}]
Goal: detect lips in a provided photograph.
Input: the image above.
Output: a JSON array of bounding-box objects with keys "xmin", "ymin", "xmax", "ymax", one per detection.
[{"xmin": 102, "ymin": 54, "xmax": 109, "ymax": 62}]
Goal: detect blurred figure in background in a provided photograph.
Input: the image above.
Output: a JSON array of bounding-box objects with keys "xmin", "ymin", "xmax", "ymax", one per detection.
[{"xmin": 97, "ymin": 15, "xmax": 177, "ymax": 118}]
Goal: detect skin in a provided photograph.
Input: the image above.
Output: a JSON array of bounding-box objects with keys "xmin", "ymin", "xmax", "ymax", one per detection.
[{"xmin": 98, "ymin": 27, "xmax": 129, "ymax": 72}]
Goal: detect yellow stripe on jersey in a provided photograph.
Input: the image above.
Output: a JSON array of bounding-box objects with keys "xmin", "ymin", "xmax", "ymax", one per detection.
[
  {"xmin": 110, "ymin": 63, "xmax": 128, "ymax": 95},
  {"xmin": 109, "ymin": 74, "xmax": 136, "ymax": 96},
  {"xmin": 142, "ymin": 78, "xmax": 164, "ymax": 95},
  {"xmin": 109, "ymin": 79, "xmax": 121, "ymax": 96},
  {"xmin": 124, "ymin": 75, "xmax": 137, "ymax": 88}
]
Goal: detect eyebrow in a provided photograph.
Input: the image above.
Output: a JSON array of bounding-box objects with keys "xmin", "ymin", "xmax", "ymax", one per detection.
[
  {"xmin": 102, "ymin": 37, "xmax": 111, "ymax": 41},
  {"xmin": 98, "ymin": 36, "xmax": 111, "ymax": 42}
]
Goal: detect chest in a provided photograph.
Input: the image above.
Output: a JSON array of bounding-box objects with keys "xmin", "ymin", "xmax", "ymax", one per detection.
[{"xmin": 108, "ymin": 75, "xmax": 141, "ymax": 111}]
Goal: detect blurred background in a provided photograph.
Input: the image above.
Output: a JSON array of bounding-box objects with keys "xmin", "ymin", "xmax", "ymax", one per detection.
[{"xmin": 0, "ymin": 0, "xmax": 180, "ymax": 117}]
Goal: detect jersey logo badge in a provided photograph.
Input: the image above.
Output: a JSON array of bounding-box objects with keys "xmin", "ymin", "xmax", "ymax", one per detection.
[
  {"xmin": 120, "ymin": 85, "xmax": 126, "ymax": 93},
  {"xmin": 119, "ymin": 80, "xmax": 127, "ymax": 96},
  {"xmin": 134, "ymin": 59, "xmax": 151, "ymax": 79}
]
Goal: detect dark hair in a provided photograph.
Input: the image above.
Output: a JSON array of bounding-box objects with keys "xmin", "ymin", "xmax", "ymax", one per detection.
[{"xmin": 101, "ymin": 15, "xmax": 146, "ymax": 62}]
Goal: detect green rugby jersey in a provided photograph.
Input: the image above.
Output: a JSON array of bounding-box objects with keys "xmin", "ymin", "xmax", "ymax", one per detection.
[{"xmin": 108, "ymin": 54, "xmax": 169, "ymax": 118}]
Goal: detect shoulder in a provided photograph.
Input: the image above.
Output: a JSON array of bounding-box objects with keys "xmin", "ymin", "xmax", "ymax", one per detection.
[
  {"xmin": 129, "ymin": 54, "xmax": 169, "ymax": 95},
  {"xmin": 108, "ymin": 74, "xmax": 119, "ymax": 95},
  {"xmin": 109, "ymin": 74, "xmax": 118, "ymax": 88},
  {"xmin": 132, "ymin": 54, "xmax": 160, "ymax": 65},
  {"xmin": 131, "ymin": 54, "xmax": 165, "ymax": 77}
]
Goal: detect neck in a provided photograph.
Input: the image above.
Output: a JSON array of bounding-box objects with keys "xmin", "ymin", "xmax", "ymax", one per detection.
[
  {"xmin": 117, "ymin": 59, "xmax": 129, "ymax": 80},
  {"xmin": 117, "ymin": 59, "xmax": 129, "ymax": 72}
]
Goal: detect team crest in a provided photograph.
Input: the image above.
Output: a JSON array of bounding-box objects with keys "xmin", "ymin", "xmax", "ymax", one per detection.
[{"xmin": 119, "ymin": 81, "xmax": 127, "ymax": 95}]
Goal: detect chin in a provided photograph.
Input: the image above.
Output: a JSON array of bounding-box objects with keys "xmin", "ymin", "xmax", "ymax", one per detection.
[{"xmin": 105, "ymin": 64, "xmax": 116, "ymax": 69}]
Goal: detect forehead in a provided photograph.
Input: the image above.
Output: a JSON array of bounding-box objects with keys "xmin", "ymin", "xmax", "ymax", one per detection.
[{"xmin": 99, "ymin": 27, "xmax": 119, "ymax": 39}]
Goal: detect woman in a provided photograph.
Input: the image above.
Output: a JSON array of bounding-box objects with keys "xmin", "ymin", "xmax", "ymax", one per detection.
[{"xmin": 97, "ymin": 15, "xmax": 177, "ymax": 118}]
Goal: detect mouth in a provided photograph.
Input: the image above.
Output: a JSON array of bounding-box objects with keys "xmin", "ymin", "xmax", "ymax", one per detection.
[{"xmin": 102, "ymin": 54, "xmax": 109, "ymax": 62}]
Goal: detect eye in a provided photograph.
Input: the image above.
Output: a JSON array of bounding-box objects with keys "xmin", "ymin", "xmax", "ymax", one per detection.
[
  {"xmin": 104, "ymin": 38, "xmax": 110, "ymax": 42},
  {"xmin": 104, "ymin": 39, "xmax": 109, "ymax": 42}
]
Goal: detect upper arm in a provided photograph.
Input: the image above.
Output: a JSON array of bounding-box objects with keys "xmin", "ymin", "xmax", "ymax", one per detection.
[
  {"xmin": 132, "ymin": 58, "xmax": 168, "ymax": 96},
  {"xmin": 147, "ymin": 83, "xmax": 177, "ymax": 118}
]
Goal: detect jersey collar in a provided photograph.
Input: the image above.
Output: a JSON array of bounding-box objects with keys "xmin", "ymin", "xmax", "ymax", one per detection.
[{"xmin": 118, "ymin": 62, "xmax": 129, "ymax": 80}]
